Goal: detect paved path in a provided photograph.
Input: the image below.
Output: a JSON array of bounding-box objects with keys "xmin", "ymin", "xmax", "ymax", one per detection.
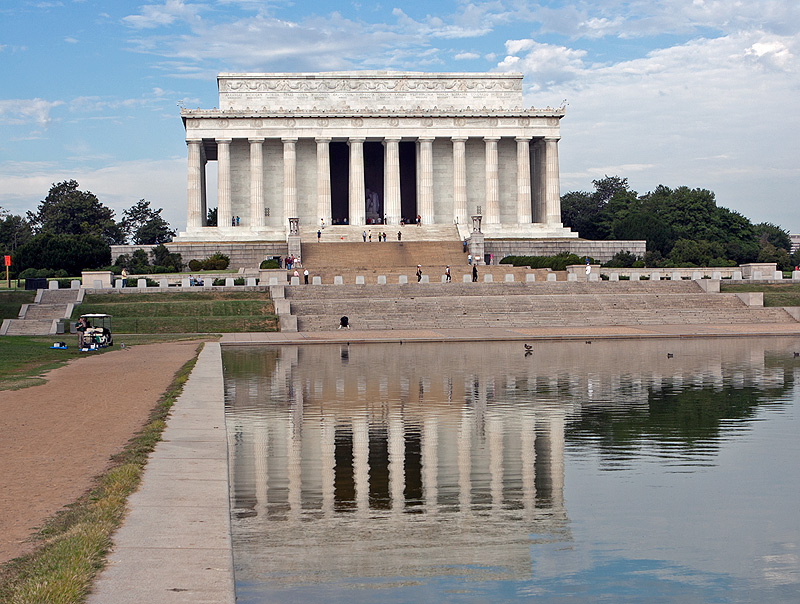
[
  {"xmin": 87, "ymin": 343, "xmax": 234, "ymax": 604},
  {"xmin": 88, "ymin": 323, "xmax": 800, "ymax": 602}
]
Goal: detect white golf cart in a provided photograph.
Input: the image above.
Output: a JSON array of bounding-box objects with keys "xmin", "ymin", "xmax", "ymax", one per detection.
[{"xmin": 76, "ymin": 313, "xmax": 113, "ymax": 351}]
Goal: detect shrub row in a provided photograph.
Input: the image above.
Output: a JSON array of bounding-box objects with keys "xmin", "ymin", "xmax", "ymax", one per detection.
[{"xmin": 187, "ymin": 253, "xmax": 230, "ymax": 272}]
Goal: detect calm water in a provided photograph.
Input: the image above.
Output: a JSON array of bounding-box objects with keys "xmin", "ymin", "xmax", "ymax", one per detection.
[{"xmin": 223, "ymin": 338, "xmax": 800, "ymax": 603}]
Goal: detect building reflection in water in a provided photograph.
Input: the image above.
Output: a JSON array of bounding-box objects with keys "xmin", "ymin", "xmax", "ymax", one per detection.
[{"xmin": 223, "ymin": 338, "xmax": 796, "ymax": 589}]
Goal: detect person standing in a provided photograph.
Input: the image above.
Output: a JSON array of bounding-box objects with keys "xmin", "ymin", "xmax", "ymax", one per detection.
[
  {"xmin": 472, "ymin": 264, "xmax": 478, "ymax": 282},
  {"xmin": 304, "ymin": 268, "xmax": 309, "ymax": 284},
  {"xmin": 467, "ymin": 254, "xmax": 472, "ymax": 265},
  {"xmin": 416, "ymin": 265, "xmax": 422, "ymax": 282},
  {"xmin": 445, "ymin": 266, "xmax": 451, "ymax": 282},
  {"xmin": 317, "ymin": 229, "xmax": 321, "ymax": 242},
  {"xmin": 397, "ymin": 231, "xmax": 402, "ymax": 241},
  {"xmin": 362, "ymin": 230, "xmax": 367, "ymax": 242},
  {"xmin": 463, "ymin": 238, "xmax": 468, "ymax": 252},
  {"xmin": 120, "ymin": 267, "xmax": 128, "ymax": 288}
]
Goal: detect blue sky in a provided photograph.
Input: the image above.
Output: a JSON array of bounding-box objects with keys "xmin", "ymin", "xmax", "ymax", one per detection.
[{"xmin": 1, "ymin": 0, "xmax": 798, "ymax": 233}]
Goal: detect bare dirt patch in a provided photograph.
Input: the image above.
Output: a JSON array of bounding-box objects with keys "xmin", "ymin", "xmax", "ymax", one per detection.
[{"xmin": 0, "ymin": 341, "xmax": 201, "ymax": 564}]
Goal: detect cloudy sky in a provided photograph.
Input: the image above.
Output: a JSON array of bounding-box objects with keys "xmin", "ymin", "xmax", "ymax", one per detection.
[{"xmin": 1, "ymin": 0, "xmax": 798, "ymax": 233}]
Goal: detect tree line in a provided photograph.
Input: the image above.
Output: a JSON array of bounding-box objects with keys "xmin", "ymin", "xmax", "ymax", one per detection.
[
  {"xmin": 561, "ymin": 176, "xmax": 797, "ymax": 269},
  {"xmin": 1, "ymin": 176, "xmax": 796, "ymax": 276},
  {"xmin": 1, "ymin": 180, "xmax": 175, "ymax": 277}
]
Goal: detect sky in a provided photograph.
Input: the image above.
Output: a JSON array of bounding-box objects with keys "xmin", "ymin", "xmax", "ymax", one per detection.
[{"xmin": 1, "ymin": 0, "xmax": 798, "ymax": 234}]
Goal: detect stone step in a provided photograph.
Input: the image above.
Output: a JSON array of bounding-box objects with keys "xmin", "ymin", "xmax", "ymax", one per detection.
[
  {"xmin": 300, "ymin": 223, "xmax": 460, "ymax": 243},
  {"xmin": 2, "ymin": 319, "xmax": 55, "ymax": 336},
  {"xmin": 299, "ymin": 240, "xmax": 467, "ymax": 270},
  {"xmin": 23, "ymin": 304, "xmax": 71, "ymax": 320},
  {"xmin": 38, "ymin": 289, "xmax": 81, "ymax": 304}
]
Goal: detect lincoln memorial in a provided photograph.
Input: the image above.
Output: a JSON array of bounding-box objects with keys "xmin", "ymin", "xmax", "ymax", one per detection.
[{"xmin": 177, "ymin": 71, "xmax": 578, "ymax": 244}]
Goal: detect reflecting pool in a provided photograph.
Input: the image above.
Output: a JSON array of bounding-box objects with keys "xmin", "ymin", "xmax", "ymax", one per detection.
[{"xmin": 223, "ymin": 338, "xmax": 800, "ymax": 603}]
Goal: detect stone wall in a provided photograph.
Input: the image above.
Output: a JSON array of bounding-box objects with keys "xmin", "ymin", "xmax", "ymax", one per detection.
[
  {"xmin": 111, "ymin": 242, "xmax": 289, "ymax": 270},
  {"xmin": 484, "ymin": 239, "xmax": 647, "ymax": 263}
]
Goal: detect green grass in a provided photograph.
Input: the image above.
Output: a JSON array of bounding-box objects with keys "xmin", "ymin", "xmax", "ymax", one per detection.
[
  {"xmin": 72, "ymin": 291, "xmax": 278, "ymax": 333},
  {"xmin": 0, "ymin": 290, "xmax": 36, "ymax": 321},
  {"xmin": 720, "ymin": 283, "xmax": 800, "ymax": 307},
  {"xmin": 0, "ymin": 335, "xmax": 213, "ymax": 391},
  {"xmin": 0, "ymin": 345, "xmax": 202, "ymax": 604}
]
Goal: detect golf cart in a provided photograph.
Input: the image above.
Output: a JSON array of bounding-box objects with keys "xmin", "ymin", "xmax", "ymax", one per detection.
[{"xmin": 76, "ymin": 313, "xmax": 113, "ymax": 351}]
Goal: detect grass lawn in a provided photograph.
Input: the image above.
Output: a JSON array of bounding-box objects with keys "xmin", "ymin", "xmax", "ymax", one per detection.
[
  {"xmin": 720, "ymin": 282, "xmax": 800, "ymax": 307},
  {"xmin": 0, "ymin": 334, "xmax": 214, "ymax": 391},
  {"xmin": 0, "ymin": 344, "xmax": 202, "ymax": 604},
  {"xmin": 72, "ymin": 291, "xmax": 278, "ymax": 333},
  {"xmin": 0, "ymin": 290, "xmax": 36, "ymax": 321}
]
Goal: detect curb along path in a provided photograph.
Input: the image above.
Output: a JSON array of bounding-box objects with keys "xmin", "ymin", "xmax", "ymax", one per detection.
[{"xmin": 87, "ymin": 343, "xmax": 234, "ymax": 604}]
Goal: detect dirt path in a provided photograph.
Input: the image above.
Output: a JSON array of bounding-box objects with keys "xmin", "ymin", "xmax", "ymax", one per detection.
[{"xmin": 0, "ymin": 340, "xmax": 203, "ymax": 564}]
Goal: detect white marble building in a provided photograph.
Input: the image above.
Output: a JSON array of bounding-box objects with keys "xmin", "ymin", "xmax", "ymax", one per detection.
[{"xmin": 178, "ymin": 71, "xmax": 577, "ymax": 242}]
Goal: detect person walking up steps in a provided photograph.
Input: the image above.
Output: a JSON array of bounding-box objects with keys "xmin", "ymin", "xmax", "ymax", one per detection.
[
  {"xmin": 472, "ymin": 264, "xmax": 478, "ymax": 282},
  {"xmin": 445, "ymin": 266, "xmax": 451, "ymax": 282}
]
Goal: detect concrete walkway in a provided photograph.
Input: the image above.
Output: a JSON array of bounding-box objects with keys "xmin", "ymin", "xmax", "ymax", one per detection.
[
  {"xmin": 87, "ymin": 342, "xmax": 234, "ymax": 604},
  {"xmin": 87, "ymin": 323, "xmax": 800, "ymax": 602}
]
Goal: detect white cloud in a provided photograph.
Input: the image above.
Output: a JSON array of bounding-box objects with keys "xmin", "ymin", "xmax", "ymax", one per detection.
[
  {"xmin": 122, "ymin": 0, "xmax": 200, "ymax": 29},
  {"xmin": 64, "ymin": 36, "xmax": 78, "ymax": 43},
  {"xmin": 500, "ymin": 29, "xmax": 800, "ymax": 226},
  {"xmin": 0, "ymin": 158, "xmax": 188, "ymax": 229},
  {"xmin": 0, "ymin": 98, "xmax": 64, "ymax": 127},
  {"xmin": 454, "ymin": 51, "xmax": 481, "ymax": 60}
]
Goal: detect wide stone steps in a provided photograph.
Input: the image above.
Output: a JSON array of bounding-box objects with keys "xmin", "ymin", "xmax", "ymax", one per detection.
[
  {"xmin": 281, "ymin": 279, "xmax": 794, "ymax": 332},
  {"xmin": 38, "ymin": 289, "xmax": 81, "ymax": 304},
  {"xmin": 300, "ymin": 223, "xmax": 461, "ymax": 243},
  {"xmin": 283, "ymin": 280, "xmax": 703, "ymax": 299},
  {"xmin": 1, "ymin": 319, "xmax": 56, "ymax": 336},
  {"xmin": 299, "ymin": 240, "xmax": 467, "ymax": 270},
  {"xmin": 23, "ymin": 304, "xmax": 71, "ymax": 320}
]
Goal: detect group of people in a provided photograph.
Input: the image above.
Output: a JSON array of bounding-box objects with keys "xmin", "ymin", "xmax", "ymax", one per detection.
[
  {"xmin": 362, "ymin": 230, "xmax": 391, "ymax": 242},
  {"xmin": 231, "ymin": 216, "xmax": 240, "ymax": 226},
  {"xmin": 281, "ymin": 255, "xmax": 299, "ymax": 269}
]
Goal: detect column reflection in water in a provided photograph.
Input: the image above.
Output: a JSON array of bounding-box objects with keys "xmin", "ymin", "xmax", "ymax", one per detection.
[{"xmin": 224, "ymin": 338, "xmax": 800, "ymax": 602}]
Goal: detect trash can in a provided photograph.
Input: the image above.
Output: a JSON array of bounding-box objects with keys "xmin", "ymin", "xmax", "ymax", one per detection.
[{"xmin": 24, "ymin": 278, "xmax": 47, "ymax": 290}]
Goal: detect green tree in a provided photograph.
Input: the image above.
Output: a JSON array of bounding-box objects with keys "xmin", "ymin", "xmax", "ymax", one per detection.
[
  {"xmin": 28, "ymin": 180, "xmax": 124, "ymax": 244},
  {"xmin": 0, "ymin": 208, "xmax": 33, "ymax": 253},
  {"xmin": 206, "ymin": 207, "xmax": 218, "ymax": 227},
  {"xmin": 754, "ymin": 222, "xmax": 791, "ymax": 252},
  {"xmin": 121, "ymin": 199, "xmax": 176, "ymax": 245},
  {"xmin": 12, "ymin": 233, "xmax": 110, "ymax": 275}
]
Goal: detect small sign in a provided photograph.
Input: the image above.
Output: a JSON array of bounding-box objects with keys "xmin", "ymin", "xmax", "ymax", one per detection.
[{"xmin": 3, "ymin": 255, "xmax": 9, "ymax": 267}]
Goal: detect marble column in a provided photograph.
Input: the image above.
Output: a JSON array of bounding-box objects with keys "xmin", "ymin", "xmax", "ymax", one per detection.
[
  {"xmin": 452, "ymin": 137, "xmax": 468, "ymax": 225},
  {"xmin": 534, "ymin": 139, "xmax": 547, "ymax": 224},
  {"xmin": 418, "ymin": 137, "xmax": 435, "ymax": 224},
  {"xmin": 421, "ymin": 416, "xmax": 438, "ymax": 513},
  {"xmin": 316, "ymin": 138, "xmax": 332, "ymax": 228},
  {"xmin": 282, "ymin": 138, "xmax": 298, "ymax": 228},
  {"xmin": 544, "ymin": 137, "xmax": 562, "ymax": 226},
  {"xmin": 321, "ymin": 414, "xmax": 336, "ymax": 516},
  {"xmin": 249, "ymin": 138, "xmax": 265, "ymax": 228},
  {"xmin": 484, "ymin": 137, "xmax": 500, "ymax": 224},
  {"xmin": 516, "ymin": 136, "xmax": 533, "ymax": 224},
  {"xmin": 383, "ymin": 137, "xmax": 401, "ymax": 225},
  {"xmin": 186, "ymin": 139, "xmax": 204, "ymax": 229},
  {"xmin": 349, "ymin": 138, "xmax": 366, "ymax": 226},
  {"xmin": 388, "ymin": 412, "xmax": 405, "ymax": 513},
  {"xmin": 353, "ymin": 415, "xmax": 369, "ymax": 514},
  {"xmin": 216, "ymin": 138, "xmax": 232, "ymax": 228}
]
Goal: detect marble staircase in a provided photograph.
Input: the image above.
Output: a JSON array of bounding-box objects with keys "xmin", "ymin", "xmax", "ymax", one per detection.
[
  {"xmin": 282, "ymin": 280, "xmax": 796, "ymax": 332},
  {"xmin": 1, "ymin": 288, "xmax": 80, "ymax": 336}
]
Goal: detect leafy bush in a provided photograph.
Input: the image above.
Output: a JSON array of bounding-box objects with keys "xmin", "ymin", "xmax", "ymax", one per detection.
[
  {"xmin": 188, "ymin": 259, "xmax": 202, "ymax": 271},
  {"xmin": 602, "ymin": 250, "xmax": 641, "ymax": 268},
  {"xmin": 260, "ymin": 259, "xmax": 279, "ymax": 269},
  {"xmin": 203, "ymin": 253, "xmax": 230, "ymax": 270},
  {"xmin": 500, "ymin": 253, "xmax": 595, "ymax": 271}
]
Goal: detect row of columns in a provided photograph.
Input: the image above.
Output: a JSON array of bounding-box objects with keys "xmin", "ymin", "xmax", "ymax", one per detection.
[
  {"xmin": 187, "ymin": 135, "xmax": 561, "ymax": 230},
  {"xmin": 239, "ymin": 407, "xmax": 564, "ymax": 518}
]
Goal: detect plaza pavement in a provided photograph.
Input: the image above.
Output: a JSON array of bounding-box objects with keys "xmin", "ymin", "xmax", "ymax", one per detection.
[{"xmin": 87, "ymin": 322, "xmax": 800, "ymax": 602}]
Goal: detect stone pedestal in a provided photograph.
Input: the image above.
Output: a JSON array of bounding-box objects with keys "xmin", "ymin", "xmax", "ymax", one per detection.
[{"xmin": 469, "ymin": 215, "xmax": 485, "ymax": 265}]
